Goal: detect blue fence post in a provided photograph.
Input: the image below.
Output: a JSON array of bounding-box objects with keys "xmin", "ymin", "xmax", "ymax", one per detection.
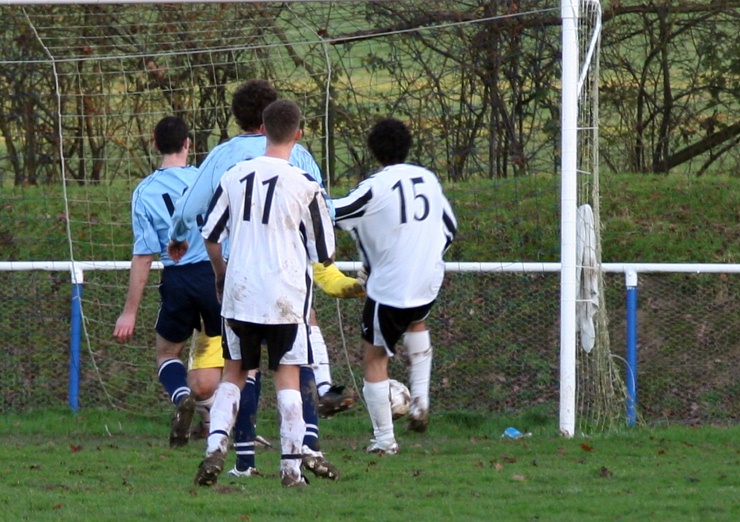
[
  {"xmin": 69, "ymin": 267, "xmax": 83, "ymax": 413},
  {"xmin": 625, "ymin": 270, "xmax": 638, "ymax": 426}
]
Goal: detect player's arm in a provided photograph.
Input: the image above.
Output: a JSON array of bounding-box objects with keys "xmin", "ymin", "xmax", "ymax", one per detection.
[
  {"xmin": 200, "ymin": 182, "xmax": 231, "ymax": 302},
  {"xmin": 441, "ymin": 192, "xmax": 458, "ymax": 254},
  {"xmin": 113, "ymin": 254, "xmax": 154, "ymax": 343},
  {"xmin": 204, "ymin": 239, "xmax": 226, "ymax": 303},
  {"xmin": 169, "ymin": 157, "xmax": 220, "ymax": 244},
  {"xmin": 332, "ymin": 179, "xmax": 373, "ymax": 231},
  {"xmin": 305, "ymin": 189, "xmax": 336, "ymax": 266},
  {"xmin": 312, "ymin": 262, "xmax": 365, "ymax": 298}
]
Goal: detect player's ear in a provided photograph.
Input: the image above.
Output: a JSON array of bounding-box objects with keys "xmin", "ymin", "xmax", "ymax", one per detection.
[
  {"xmin": 259, "ymin": 123, "xmax": 267, "ymax": 135},
  {"xmin": 294, "ymin": 128, "xmax": 303, "ymax": 141}
]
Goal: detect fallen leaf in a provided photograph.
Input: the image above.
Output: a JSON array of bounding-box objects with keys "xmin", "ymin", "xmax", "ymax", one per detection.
[
  {"xmin": 69, "ymin": 445, "xmax": 82, "ymax": 453},
  {"xmin": 501, "ymin": 454, "xmax": 517, "ymax": 463},
  {"xmin": 599, "ymin": 466, "xmax": 612, "ymax": 478},
  {"xmin": 512, "ymin": 474, "xmax": 527, "ymax": 481},
  {"xmin": 493, "ymin": 462, "xmax": 504, "ymax": 471},
  {"xmin": 581, "ymin": 443, "xmax": 593, "ymax": 452}
]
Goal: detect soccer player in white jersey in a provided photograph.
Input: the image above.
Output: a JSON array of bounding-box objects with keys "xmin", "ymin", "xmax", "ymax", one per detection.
[
  {"xmin": 167, "ymin": 80, "xmax": 357, "ymax": 479},
  {"xmin": 333, "ymin": 118, "xmax": 458, "ymax": 454},
  {"xmin": 195, "ymin": 99, "xmax": 335, "ymax": 488},
  {"xmin": 113, "ymin": 116, "xmax": 222, "ymax": 449}
]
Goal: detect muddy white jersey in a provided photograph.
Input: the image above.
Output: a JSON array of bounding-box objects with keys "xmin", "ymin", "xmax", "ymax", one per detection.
[
  {"xmin": 202, "ymin": 156, "xmax": 335, "ymax": 324},
  {"xmin": 333, "ymin": 163, "xmax": 457, "ymax": 308}
]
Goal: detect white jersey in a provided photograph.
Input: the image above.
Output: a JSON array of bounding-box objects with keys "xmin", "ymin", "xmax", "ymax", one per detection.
[
  {"xmin": 201, "ymin": 156, "xmax": 335, "ymax": 324},
  {"xmin": 333, "ymin": 163, "xmax": 457, "ymax": 308}
]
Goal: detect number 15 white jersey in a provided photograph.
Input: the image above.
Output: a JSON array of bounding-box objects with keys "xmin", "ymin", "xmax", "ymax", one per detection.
[
  {"xmin": 201, "ymin": 156, "xmax": 335, "ymax": 324},
  {"xmin": 333, "ymin": 164, "xmax": 457, "ymax": 308}
]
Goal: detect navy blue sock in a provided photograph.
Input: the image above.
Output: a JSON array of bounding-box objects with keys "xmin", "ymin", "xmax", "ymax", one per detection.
[
  {"xmin": 300, "ymin": 366, "xmax": 320, "ymax": 452},
  {"xmin": 157, "ymin": 358, "xmax": 189, "ymax": 405},
  {"xmin": 254, "ymin": 370, "xmax": 262, "ymax": 408},
  {"xmin": 233, "ymin": 373, "xmax": 258, "ymax": 471}
]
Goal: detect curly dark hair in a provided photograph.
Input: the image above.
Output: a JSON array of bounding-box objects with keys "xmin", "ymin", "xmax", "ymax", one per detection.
[
  {"xmin": 367, "ymin": 118, "xmax": 412, "ymax": 166},
  {"xmin": 231, "ymin": 79, "xmax": 278, "ymax": 132}
]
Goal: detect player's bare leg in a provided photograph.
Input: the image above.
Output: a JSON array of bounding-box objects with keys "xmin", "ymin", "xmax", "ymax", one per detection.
[
  {"xmin": 187, "ymin": 366, "xmax": 221, "ymax": 440},
  {"xmin": 187, "ymin": 332, "xmax": 223, "ymax": 440}
]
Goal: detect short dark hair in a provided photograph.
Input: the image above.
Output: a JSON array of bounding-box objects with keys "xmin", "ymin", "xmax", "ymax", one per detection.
[
  {"xmin": 231, "ymin": 79, "xmax": 278, "ymax": 132},
  {"xmin": 262, "ymin": 99, "xmax": 301, "ymax": 144},
  {"xmin": 367, "ymin": 118, "xmax": 411, "ymax": 166},
  {"xmin": 154, "ymin": 116, "xmax": 189, "ymax": 155}
]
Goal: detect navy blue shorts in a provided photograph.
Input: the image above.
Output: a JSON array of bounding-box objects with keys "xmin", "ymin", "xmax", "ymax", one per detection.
[
  {"xmin": 361, "ymin": 297, "xmax": 435, "ymax": 354},
  {"xmin": 155, "ymin": 261, "xmax": 221, "ymax": 343}
]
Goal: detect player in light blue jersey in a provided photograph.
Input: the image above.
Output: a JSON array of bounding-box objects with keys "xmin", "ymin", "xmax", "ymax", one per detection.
[
  {"xmin": 113, "ymin": 116, "xmax": 223, "ymax": 449},
  {"xmin": 167, "ymin": 80, "xmax": 360, "ymax": 480}
]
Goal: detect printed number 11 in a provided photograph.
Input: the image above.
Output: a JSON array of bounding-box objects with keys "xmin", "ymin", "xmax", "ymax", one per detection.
[{"xmin": 242, "ymin": 172, "xmax": 278, "ymax": 224}]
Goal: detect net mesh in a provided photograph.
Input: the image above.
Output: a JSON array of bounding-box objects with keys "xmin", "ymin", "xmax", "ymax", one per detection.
[{"xmin": 0, "ymin": 1, "xmax": 638, "ymax": 431}]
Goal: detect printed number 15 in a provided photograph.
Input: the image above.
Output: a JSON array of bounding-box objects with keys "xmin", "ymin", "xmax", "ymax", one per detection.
[{"xmin": 392, "ymin": 177, "xmax": 429, "ymax": 224}]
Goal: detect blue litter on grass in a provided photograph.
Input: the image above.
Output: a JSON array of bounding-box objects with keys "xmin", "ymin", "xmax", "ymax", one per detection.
[{"xmin": 502, "ymin": 427, "xmax": 531, "ymax": 439}]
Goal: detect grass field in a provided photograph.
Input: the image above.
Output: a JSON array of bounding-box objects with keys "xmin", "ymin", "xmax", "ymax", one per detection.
[{"xmin": 1, "ymin": 409, "xmax": 737, "ymax": 522}]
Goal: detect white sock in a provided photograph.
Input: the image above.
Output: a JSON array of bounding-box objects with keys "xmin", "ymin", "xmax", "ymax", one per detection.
[
  {"xmin": 310, "ymin": 326, "xmax": 332, "ymax": 397},
  {"xmin": 195, "ymin": 394, "xmax": 215, "ymax": 427},
  {"xmin": 404, "ymin": 330, "xmax": 432, "ymax": 410},
  {"xmin": 206, "ymin": 381, "xmax": 240, "ymax": 456},
  {"xmin": 277, "ymin": 388, "xmax": 305, "ymax": 477},
  {"xmin": 363, "ymin": 379, "xmax": 395, "ymax": 443}
]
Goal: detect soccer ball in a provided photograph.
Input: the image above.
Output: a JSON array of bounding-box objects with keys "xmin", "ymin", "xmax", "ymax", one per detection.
[{"xmin": 389, "ymin": 379, "xmax": 411, "ymax": 420}]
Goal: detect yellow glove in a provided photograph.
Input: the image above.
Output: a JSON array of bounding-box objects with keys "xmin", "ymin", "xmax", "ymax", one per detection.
[{"xmin": 312, "ymin": 262, "xmax": 365, "ymax": 298}]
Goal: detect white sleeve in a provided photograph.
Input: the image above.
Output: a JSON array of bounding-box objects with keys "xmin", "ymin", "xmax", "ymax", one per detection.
[
  {"xmin": 200, "ymin": 182, "xmax": 230, "ymax": 244},
  {"xmin": 332, "ymin": 179, "xmax": 374, "ymax": 231}
]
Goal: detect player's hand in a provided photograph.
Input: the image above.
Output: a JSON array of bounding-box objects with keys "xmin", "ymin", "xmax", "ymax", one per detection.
[
  {"xmin": 113, "ymin": 313, "xmax": 136, "ymax": 343},
  {"xmin": 356, "ymin": 265, "xmax": 369, "ymax": 288},
  {"xmin": 167, "ymin": 239, "xmax": 189, "ymax": 263}
]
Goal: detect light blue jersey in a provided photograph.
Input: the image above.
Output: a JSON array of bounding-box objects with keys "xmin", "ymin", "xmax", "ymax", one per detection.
[
  {"xmin": 132, "ymin": 165, "xmax": 207, "ymax": 266},
  {"xmin": 169, "ymin": 134, "xmax": 325, "ymax": 242}
]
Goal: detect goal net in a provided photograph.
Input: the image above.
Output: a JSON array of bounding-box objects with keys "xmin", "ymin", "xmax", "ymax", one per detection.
[
  {"xmin": 572, "ymin": 0, "xmax": 625, "ymax": 432},
  {"xmin": 0, "ymin": 1, "xmax": 625, "ymax": 431}
]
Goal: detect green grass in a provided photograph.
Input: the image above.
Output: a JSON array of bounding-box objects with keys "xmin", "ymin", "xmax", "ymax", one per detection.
[
  {"xmin": 1, "ymin": 410, "xmax": 737, "ymax": 522},
  {"xmin": 3, "ymin": 172, "xmax": 740, "ymax": 263}
]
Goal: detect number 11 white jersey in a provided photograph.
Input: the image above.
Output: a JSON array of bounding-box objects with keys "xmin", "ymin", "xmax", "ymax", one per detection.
[
  {"xmin": 333, "ymin": 163, "xmax": 457, "ymax": 308},
  {"xmin": 201, "ymin": 155, "xmax": 335, "ymax": 324}
]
